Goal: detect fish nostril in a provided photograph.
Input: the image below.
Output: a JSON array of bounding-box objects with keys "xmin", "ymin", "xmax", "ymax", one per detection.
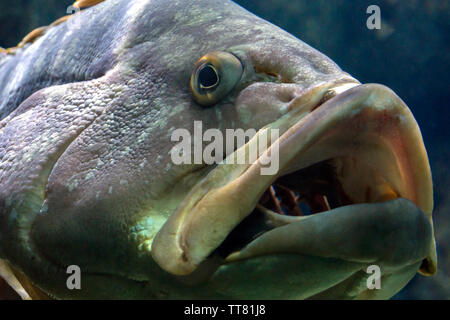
[
  {"xmin": 264, "ymin": 71, "xmax": 280, "ymax": 79},
  {"xmin": 309, "ymin": 89, "xmax": 337, "ymax": 112},
  {"xmin": 321, "ymin": 89, "xmax": 337, "ymax": 104},
  {"xmin": 279, "ymin": 91, "xmax": 297, "ymax": 103}
]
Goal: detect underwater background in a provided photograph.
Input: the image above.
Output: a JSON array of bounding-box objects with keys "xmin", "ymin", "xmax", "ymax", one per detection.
[{"xmin": 0, "ymin": 0, "xmax": 448, "ymax": 299}]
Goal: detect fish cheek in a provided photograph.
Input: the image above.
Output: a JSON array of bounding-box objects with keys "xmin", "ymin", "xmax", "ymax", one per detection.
[{"xmin": 231, "ymin": 82, "xmax": 301, "ymax": 127}]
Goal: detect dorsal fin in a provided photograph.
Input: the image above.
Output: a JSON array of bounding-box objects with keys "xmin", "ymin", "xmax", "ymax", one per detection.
[
  {"xmin": 4, "ymin": 0, "xmax": 106, "ymax": 55},
  {"xmin": 49, "ymin": 15, "xmax": 73, "ymax": 27},
  {"xmin": 17, "ymin": 26, "xmax": 48, "ymax": 48},
  {"xmin": 73, "ymin": 0, "xmax": 105, "ymax": 9}
]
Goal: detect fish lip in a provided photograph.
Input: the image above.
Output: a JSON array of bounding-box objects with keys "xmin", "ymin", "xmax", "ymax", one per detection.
[
  {"xmin": 151, "ymin": 83, "xmax": 436, "ymax": 277},
  {"xmin": 222, "ymin": 198, "xmax": 429, "ymax": 264}
]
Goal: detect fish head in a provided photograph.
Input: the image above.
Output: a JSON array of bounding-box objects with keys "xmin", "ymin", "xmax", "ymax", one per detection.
[{"xmin": 0, "ymin": 0, "xmax": 435, "ymax": 299}]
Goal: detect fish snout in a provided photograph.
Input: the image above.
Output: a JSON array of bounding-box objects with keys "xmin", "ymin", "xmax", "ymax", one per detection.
[{"xmin": 152, "ymin": 83, "xmax": 436, "ymax": 285}]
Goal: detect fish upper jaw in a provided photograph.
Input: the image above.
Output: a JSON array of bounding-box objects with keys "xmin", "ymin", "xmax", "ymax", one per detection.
[{"xmin": 151, "ymin": 83, "xmax": 436, "ymax": 279}]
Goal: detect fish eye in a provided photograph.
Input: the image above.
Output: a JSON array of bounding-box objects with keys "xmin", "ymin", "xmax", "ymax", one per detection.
[
  {"xmin": 198, "ymin": 64, "xmax": 219, "ymax": 89},
  {"xmin": 190, "ymin": 51, "xmax": 243, "ymax": 107}
]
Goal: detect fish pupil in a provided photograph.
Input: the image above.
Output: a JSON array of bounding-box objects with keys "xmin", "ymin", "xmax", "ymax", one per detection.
[{"xmin": 198, "ymin": 65, "xmax": 219, "ymax": 89}]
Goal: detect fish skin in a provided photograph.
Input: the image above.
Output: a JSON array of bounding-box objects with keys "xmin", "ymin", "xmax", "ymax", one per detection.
[
  {"xmin": 0, "ymin": 0, "xmax": 350, "ymax": 120},
  {"xmin": 0, "ymin": 0, "xmax": 434, "ymax": 299}
]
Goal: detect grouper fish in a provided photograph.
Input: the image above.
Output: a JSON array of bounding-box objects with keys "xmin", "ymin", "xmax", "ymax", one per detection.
[{"xmin": 0, "ymin": 0, "xmax": 437, "ymax": 299}]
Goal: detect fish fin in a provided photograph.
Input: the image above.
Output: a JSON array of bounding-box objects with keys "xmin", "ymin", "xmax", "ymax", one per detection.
[
  {"xmin": 7, "ymin": 264, "xmax": 52, "ymax": 300},
  {"xmin": 0, "ymin": 259, "xmax": 31, "ymax": 300},
  {"xmin": 0, "ymin": 47, "xmax": 6, "ymax": 63},
  {"xmin": 49, "ymin": 15, "xmax": 72, "ymax": 27},
  {"xmin": 73, "ymin": 0, "xmax": 106, "ymax": 9},
  {"xmin": 17, "ymin": 26, "xmax": 48, "ymax": 48},
  {"xmin": 5, "ymin": 0, "xmax": 107, "ymax": 54},
  {"xmin": 0, "ymin": 276, "xmax": 20, "ymax": 299}
]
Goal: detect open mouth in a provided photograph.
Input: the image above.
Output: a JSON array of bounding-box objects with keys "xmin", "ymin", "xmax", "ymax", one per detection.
[
  {"xmin": 214, "ymin": 160, "xmax": 353, "ymax": 259},
  {"xmin": 151, "ymin": 83, "xmax": 435, "ymax": 278}
]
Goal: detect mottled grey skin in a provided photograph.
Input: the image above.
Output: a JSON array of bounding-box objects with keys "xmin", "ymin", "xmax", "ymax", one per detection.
[{"xmin": 0, "ymin": 0, "xmax": 435, "ymax": 299}]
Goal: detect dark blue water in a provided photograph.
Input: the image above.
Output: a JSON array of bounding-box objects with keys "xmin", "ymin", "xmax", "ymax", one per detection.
[{"xmin": 0, "ymin": 0, "xmax": 448, "ymax": 299}]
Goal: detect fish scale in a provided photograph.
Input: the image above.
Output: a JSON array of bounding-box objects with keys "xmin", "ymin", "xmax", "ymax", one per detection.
[{"xmin": 0, "ymin": 0, "xmax": 435, "ymax": 299}]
